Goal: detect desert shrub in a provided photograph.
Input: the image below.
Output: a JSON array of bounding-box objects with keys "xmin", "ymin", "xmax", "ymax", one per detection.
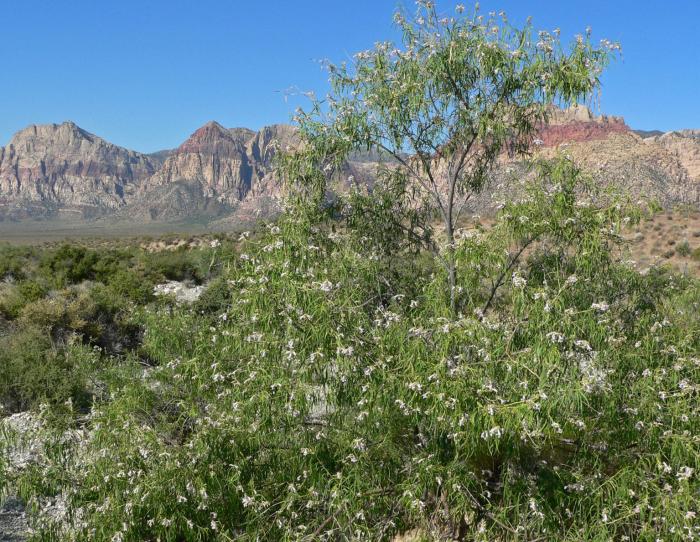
[
  {"xmin": 0, "ymin": 280, "xmax": 49, "ymax": 320},
  {"xmin": 17, "ymin": 280, "xmax": 48, "ymax": 303},
  {"xmin": 192, "ymin": 275, "xmax": 232, "ymax": 315},
  {"xmin": 105, "ymin": 268, "xmax": 155, "ymax": 305},
  {"xmin": 0, "ymin": 245, "xmax": 36, "ymax": 282},
  {"xmin": 19, "ymin": 288, "xmax": 98, "ymax": 341},
  {"xmin": 39, "ymin": 244, "xmax": 99, "ymax": 287},
  {"xmin": 137, "ymin": 240, "xmax": 234, "ymax": 286},
  {"xmin": 140, "ymin": 249, "xmax": 207, "ymax": 283},
  {"xmin": 0, "ymin": 328, "xmax": 93, "ymax": 413},
  {"xmin": 17, "ymin": 284, "xmax": 140, "ymax": 354},
  {"xmin": 0, "ymin": 285, "xmax": 30, "ymax": 320},
  {"xmin": 676, "ymin": 240, "xmax": 691, "ymax": 257}
]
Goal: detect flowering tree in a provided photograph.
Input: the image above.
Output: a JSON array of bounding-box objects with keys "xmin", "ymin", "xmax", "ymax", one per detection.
[
  {"xmin": 11, "ymin": 4, "xmax": 700, "ymax": 542},
  {"xmin": 285, "ymin": 1, "xmax": 619, "ymax": 311}
]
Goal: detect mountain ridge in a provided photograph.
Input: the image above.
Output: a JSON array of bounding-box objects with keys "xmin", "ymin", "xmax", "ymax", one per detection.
[{"xmin": 0, "ymin": 107, "xmax": 698, "ymax": 224}]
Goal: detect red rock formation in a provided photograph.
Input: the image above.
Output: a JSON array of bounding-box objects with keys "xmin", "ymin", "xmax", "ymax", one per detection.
[
  {"xmin": 536, "ymin": 105, "xmax": 630, "ymax": 147},
  {"xmin": 538, "ymin": 119, "xmax": 630, "ymax": 147}
]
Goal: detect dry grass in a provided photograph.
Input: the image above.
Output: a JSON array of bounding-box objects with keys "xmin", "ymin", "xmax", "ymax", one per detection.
[
  {"xmin": 455, "ymin": 209, "xmax": 700, "ymax": 278},
  {"xmin": 621, "ymin": 210, "xmax": 700, "ymax": 277}
]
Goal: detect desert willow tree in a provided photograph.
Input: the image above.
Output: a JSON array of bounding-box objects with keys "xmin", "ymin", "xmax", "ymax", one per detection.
[{"xmin": 282, "ymin": 1, "xmax": 620, "ymax": 313}]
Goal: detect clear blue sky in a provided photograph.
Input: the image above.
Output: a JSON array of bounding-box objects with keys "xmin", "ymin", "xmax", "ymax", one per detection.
[{"xmin": 1, "ymin": 0, "xmax": 698, "ymax": 153}]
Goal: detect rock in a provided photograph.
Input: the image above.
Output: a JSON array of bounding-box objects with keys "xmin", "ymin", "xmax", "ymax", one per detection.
[
  {"xmin": 537, "ymin": 105, "xmax": 631, "ymax": 147},
  {"xmin": 0, "ymin": 122, "xmax": 159, "ymax": 218},
  {"xmin": 647, "ymin": 130, "xmax": 700, "ymax": 182},
  {"xmin": 128, "ymin": 123, "xmax": 299, "ymax": 221},
  {"xmin": 153, "ymin": 280, "xmax": 206, "ymax": 303},
  {"xmin": 0, "ymin": 497, "xmax": 28, "ymax": 542}
]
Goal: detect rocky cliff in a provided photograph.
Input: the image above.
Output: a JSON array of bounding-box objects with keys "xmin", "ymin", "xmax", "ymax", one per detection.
[
  {"xmin": 466, "ymin": 107, "xmax": 700, "ymax": 213},
  {"xmin": 537, "ymin": 107, "xmax": 699, "ymax": 206},
  {"xmin": 537, "ymin": 104, "xmax": 630, "ymax": 147},
  {"xmin": 645, "ymin": 130, "xmax": 700, "ymax": 182},
  {"xmin": 0, "ymin": 122, "xmax": 158, "ymax": 219},
  {"xmin": 0, "ymin": 108, "xmax": 697, "ymax": 224},
  {"xmin": 127, "ymin": 123, "xmax": 299, "ymax": 221}
]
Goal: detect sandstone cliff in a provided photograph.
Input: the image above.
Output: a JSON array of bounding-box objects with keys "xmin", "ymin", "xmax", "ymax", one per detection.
[
  {"xmin": 537, "ymin": 104, "xmax": 630, "ymax": 147},
  {"xmin": 466, "ymin": 107, "xmax": 700, "ymax": 213},
  {"xmin": 128, "ymin": 123, "xmax": 299, "ymax": 221},
  {"xmin": 0, "ymin": 109, "xmax": 697, "ymax": 224},
  {"xmin": 0, "ymin": 122, "xmax": 158, "ymax": 219}
]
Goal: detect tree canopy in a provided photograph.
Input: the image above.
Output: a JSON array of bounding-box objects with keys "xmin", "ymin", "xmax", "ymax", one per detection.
[{"xmin": 284, "ymin": 1, "xmax": 620, "ymax": 310}]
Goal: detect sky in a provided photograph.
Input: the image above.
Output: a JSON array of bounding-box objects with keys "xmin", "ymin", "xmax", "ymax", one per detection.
[{"xmin": 1, "ymin": 0, "xmax": 698, "ymax": 153}]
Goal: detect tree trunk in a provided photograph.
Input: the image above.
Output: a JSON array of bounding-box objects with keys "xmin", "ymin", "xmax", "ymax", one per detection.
[{"xmin": 446, "ymin": 221, "xmax": 457, "ymax": 314}]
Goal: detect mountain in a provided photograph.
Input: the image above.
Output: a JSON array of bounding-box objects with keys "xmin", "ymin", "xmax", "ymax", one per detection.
[
  {"xmin": 633, "ymin": 129, "xmax": 664, "ymax": 138},
  {"xmin": 0, "ymin": 122, "xmax": 158, "ymax": 220},
  {"xmin": 123, "ymin": 123, "xmax": 298, "ymax": 221},
  {"xmin": 466, "ymin": 107, "xmax": 700, "ymax": 213},
  {"xmin": 126, "ymin": 122, "xmax": 374, "ymax": 223},
  {"xmin": 0, "ymin": 109, "xmax": 698, "ymax": 225},
  {"xmin": 536, "ymin": 110, "xmax": 700, "ymax": 207},
  {"xmin": 645, "ymin": 130, "xmax": 700, "ymax": 182}
]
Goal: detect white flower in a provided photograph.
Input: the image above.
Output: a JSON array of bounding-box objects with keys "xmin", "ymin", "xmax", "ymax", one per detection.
[
  {"xmin": 677, "ymin": 466, "xmax": 694, "ymax": 481},
  {"xmin": 318, "ymin": 280, "xmax": 334, "ymax": 292},
  {"xmin": 565, "ymin": 275, "xmax": 578, "ymax": 286},
  {"xmin": 481, "ymin": 426, "xmax": 503, "ymax": 440},
  {"xmin": 512, "ymin": 273, "xmax": 527, "ymax": 289},
  {"xmin": 591, "ymin": 301, "xmax": 609, "ymax": 312},
  {"xmin": 574, "ymin": 339, "xmax": 592, "ymax": 351},
  {"xmin": 546, "ymin": 331, "xmax": 565, "ymax": 344},
  {"xmin": 337, "ymin": 346, "xmax": 354, "ymax": 356}
]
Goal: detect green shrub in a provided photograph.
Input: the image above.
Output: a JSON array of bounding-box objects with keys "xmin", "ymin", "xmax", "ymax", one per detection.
[
  {"xmin": 39, "ymin": 244, "xmax": 99, "ymax": 287},
  {"xmin": 140, "ymin": 249, "xmax": 207, "ymax": 283},
  {"xmin": 191, "ymin": 275, "xmax": 232, "ymax": 315},
  {"xmin": 676, "ymin": 239, "xmax": 692, "ymax": 257},
  {"xmin": 17, "ymin": 280, "xmax": 48, "ymax": 303},
  {"xmin": 0, "ymin": 328, "xmax": 93, "ymax": 413},
  {"xmin": 0, "ymin": 245, "xmax": 35, "ymax": 281},
  {"xmin": 106, "ymin": 268, "xmax": 154, "ymax": 305},
  {"xmin": 0, "ymin": 285, "xmax": 28, "ymax": 320}
]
